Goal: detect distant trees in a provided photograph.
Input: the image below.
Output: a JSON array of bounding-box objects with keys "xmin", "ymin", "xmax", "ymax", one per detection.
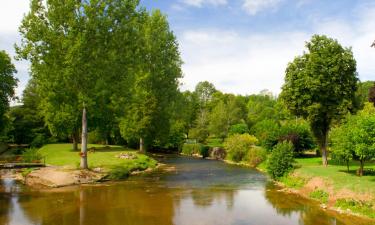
[
  {"xmin": 0, "ymin": 50, "xmax": 18, "ymax": 134},
  {"xmin": 281, "ymin": 35, "xmax": 358, "ymax": 166}
]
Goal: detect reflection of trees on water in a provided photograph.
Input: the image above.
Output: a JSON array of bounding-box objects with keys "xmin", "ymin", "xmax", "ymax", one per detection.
[
  {"xmin": 264, "ymin": 182, "xmax": 373, "ymax": 225},
  {"xmin": 190, "ymin": 188, "xmax": 236, "ymax": 210},
  {"xmin": 15, "ymin": 185, "xmax": 176, "ymax": 225}
]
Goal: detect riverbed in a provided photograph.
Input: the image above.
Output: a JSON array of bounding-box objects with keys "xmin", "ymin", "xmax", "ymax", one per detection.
[{"xmin": 0, "ymin": 155, "xmax": 373, "ymax": 225}]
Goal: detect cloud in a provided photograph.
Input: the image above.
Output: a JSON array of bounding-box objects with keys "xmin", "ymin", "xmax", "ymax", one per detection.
[
  {"xmin": 242, "ymin": 0, "xmax": 283, "ymax": 15},
  {"xmin": 181, "ymin": 0, "xmax": 227, "ymax": 7},
  {"xmin": 179, "ymin": 29, "xmax": 308, "ymax": 95},
  {"xmin": 178, "ymin": 3, "xmax": 375, "ymax": 95},
  {"xmin": 0, "ymin": 1, "xmax": 30, "ymax": 101}
]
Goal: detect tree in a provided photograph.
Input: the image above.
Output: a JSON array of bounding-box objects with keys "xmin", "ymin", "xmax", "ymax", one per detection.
[
  {"xmin": 119, "ymin": 10, "xmax": 182, "ymax": 152},
  {"xmin": 369, "ymin": 82, "xmax": 375, "ymax": 106},
  {"xmin": 280, "ymin": 35, "xmax": 358, "ymax": 166},
  {"xmin": 266, "ymin": 141, "xmax": 295, "ymax": 179},
  {"xmin": 331, "ymin": 105, "xmax": 375, "ymax": 176},
  {"xmin": 17, "ymin": 0, "xmax": 145, "ymax": 168},
  {"xmin": 0, "ymin": 50, "xmax": 18, "ymax": 132}
]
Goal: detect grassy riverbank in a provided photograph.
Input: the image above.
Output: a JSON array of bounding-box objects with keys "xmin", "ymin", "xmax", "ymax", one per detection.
[
  {"xmin": 276, "ymin": 157, "xmax": 375, "ymax": 219},
  {"xmin": 39, "ymin": 144, "xmax": 158, "ymax": 179}
]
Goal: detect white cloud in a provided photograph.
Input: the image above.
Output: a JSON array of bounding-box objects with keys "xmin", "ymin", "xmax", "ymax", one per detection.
[
  {"xmin": 0, "ymin": 0, "xmax": 31, "ymax": 101},
  {"xmin": 181, "ymin": 0, "xmax": 227, "ymax": 7},
  {"xmin": 242, "ymin": 0, "xmax": 283, "ymax": 15},
  {"xmin": 179, "ymin": 30, "xmax": 308, "ymax": 95},
  {"xmin": 178, "ymin": 3, "xmax": 375, "ymax": 95}
]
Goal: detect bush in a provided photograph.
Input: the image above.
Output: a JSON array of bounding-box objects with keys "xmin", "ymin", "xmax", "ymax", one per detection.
[
  {"xmin": 224, "ymin": 134, "xmax": 258, "ymax": 162},
  {"xmin": 30, "ymin": 134, "xmax": 47, "ymax": 148},
  {"xmin": 199, "ymin": 145, "xmax": 210, "ymax": 158},
  {"xmin": 181, "ymin": 143, "xmax": 202, "ymax": 155},
  {"xmin": 245, "ymin": 146, "xmax": 267, "ymax": 167},
  {"xmin": 266, "ymin": 141, "xmax": 295, "ymax": 179},
  {"xmin": 22, "ymin": 148, "xmax": 43, "ymax": 163},
  {"xmin": 229, "ymin": 123, "xmax": 249, "ymax": 135},
  {"xmin": 251, "ymin": 119, "xmax": 280, "ymax": 150},
  {"xmin": 309, "ymin": 190, "xmax": 329, "ymax": 203},
  {"xmin": 181, "ymin": 143, "xmax": 209, "ymax": 158},
  {"xmin": 278, "ymin": 121, "xmax": 315, "ymax": 155}
]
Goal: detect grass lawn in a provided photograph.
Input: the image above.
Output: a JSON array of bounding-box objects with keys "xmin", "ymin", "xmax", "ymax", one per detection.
[
  {"xmin": 38, "ymin": 143, "xmax": 157, "ymax": 175},
  {"xmin": 294, "ymin": 157, "xmax": 375, "ymax": 195}
]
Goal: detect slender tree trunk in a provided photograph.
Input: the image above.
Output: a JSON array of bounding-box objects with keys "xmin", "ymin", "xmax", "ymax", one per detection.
[
  {"xmin": 359, "ymin": 159, "xmax": 364, "ymax": 177},
  {"xmin": 320, "ymin": 132, "xmax": 328, "ymax": 167},
  {"xmin": 139, "ymin": 137, "xmax": 144, "ymax": 153},
  {"xmin": 80, "ymin": 107, "xmax": 88, "ymax": 169}
]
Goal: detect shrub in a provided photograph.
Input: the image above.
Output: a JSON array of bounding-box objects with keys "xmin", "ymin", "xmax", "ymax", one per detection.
[
  {"xmin": 251, "ymin": 119, "xmax": 280, "ymax": 150},
  {"xmin": 224, "ymin": 134, "xmax": 258, "ymax": 162},
  {"xmin": 22, "ymin": 148, "xmax": 43, "ymax": 163},
  {"xmin": 278, "ymin": 121, "xmax": 315, "ymax": 155},
  {"xmin": 30, "ymin": 134, "xmax": 47, "ymax": 148},
  {"xmin": 245, "ymin": 146, "xmax": 267, "ymax": 167},
  {"xmin": 181, "ymin": 143, "xmax": 202, "ymax": 156},
  {"xmin": 199, "ymin": 145, "xmax": 210, "ymax": 158},
  {"xmin": 229, "ymin": 123, "xmax": 249, "ymax": 135},
  {"xmin": 309, "ymin": 190, "xmax": 329, "ymax": 203},
  {"xmin": 266, "ymin": 141, "xmax": 295, "ymax": 179},
  {"xmin": 108, "ymin": 165, "xmax": 131, "ymax": 180}
]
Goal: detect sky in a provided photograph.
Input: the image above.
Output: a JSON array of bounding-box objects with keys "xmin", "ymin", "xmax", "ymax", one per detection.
[{"xmin": 0, "ymin": 0, "xmax": 374, "ymax": 97}]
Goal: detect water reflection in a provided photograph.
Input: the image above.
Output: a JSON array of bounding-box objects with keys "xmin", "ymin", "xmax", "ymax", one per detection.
[{"xmin": 0, "ymin": 156, "xmax": 373, "ymax": 225}]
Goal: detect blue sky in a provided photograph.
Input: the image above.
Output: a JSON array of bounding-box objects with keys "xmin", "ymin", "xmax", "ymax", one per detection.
[{"xmin": 0, "ymin": 0, "xmax": 374, "ymax": 97}]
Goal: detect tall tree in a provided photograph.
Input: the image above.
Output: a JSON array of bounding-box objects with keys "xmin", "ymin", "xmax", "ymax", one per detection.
[
  {"xmin": 0, "ymin": 50, "xmax": 18, "ymax": 132},
  {"xmin": 17, "ymin": 0, "xmax": 143, "ymax": 168},
  {"xmin": 280, "ymin": 35, "xmax": 358, "ymax": 166},
  {"xmin": 119, "ymin": 10, "xmax": 182, "ymax": 152}
]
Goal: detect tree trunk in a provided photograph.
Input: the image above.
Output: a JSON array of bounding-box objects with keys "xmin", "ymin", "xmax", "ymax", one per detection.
[
  {"xmin": 359, "ymin": 159, "xmax": 364, "ymax": 176},
  {"xmin": 320, "ymin": 132, "xmax": 328, "ymax": 167},
  {"xmin": 80, "ymin": 107, "xmax": 88, "ymax": 169},
  {"xmin": 139, "ymin": 137, "xmax": 144, "ymax": 153},
  {"xmin": 72, "ymin": 131, "xmax": 79, "ymax": 151},
  {"xmin": 346, "ymin": 160, "xmax": 350, "ymax": 173}
]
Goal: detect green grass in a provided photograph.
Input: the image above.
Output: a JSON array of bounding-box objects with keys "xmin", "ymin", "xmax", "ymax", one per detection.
[
  {"xmin": 309, "ymin": 189, "xmax": 329, "ymax": 204},
  {"xmin": 279, "ymin": 175, "xmax": 306, "ymax": 189},
  {"xmin": 38, "ymin": 144, "xmax": 157, "ymax": 175},
  {"xmin": 335, "ymin": 199, "xmax": 375, "ymax": 218},
  {"xmin": 294, "ymin": 157, "xmax": 375, "ymax": 195}
]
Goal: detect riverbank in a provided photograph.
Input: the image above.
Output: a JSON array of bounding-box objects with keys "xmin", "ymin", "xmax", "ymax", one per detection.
[
  {"xmin": 0, "ymin": 143, "xmax": 159, "ymax": 188},
  {"xmin": 274, "ymin": 157, "xmax": 375, "ymax": 220}
]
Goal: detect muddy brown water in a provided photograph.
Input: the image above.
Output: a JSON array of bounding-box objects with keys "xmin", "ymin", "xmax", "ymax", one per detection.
[{"xmin": 0, "ymin": 155, "xmax": 373, "ymax": 225}]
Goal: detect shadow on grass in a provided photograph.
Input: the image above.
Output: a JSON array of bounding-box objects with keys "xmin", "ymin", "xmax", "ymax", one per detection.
[{"xmin": 70, "ymin": 146, "xmax": 137, "ymax": 153}]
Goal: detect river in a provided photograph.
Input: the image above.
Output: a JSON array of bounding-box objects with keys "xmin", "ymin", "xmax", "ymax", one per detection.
[{"xmin": 0, "ymin": 155, "xmax": 373, "ymax": 225}]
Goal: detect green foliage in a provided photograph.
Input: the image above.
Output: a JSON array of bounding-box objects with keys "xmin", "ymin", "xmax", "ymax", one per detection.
[
  {"xmin": 245, "ymin": 146, "xmax": 267, "ymax": 167},
  {"xmin": 279, "ymin": 175, "xmax": 306, "ymax": 189},
  {"xmin": 30, "ymin": 134, "xmax": 47, "ymax": 148},
  {"xmin": 331, "ymin": 106, "xmax": 375, "ymax": 176},
  {"xmin": 280, "ymin": 35, "xmax": 358, "ymax": 165},
  {"xmin": 335, "ymin": 199, "xmax": 375, "ymax": 218},
  {"xmin": 22, "ymin": 148, "xmax": 43, "ymax": 163},
  {"xmin": 278, "ymin": 120, "xmax": 316, "ymax": 155},
  {"xmin": 251, "ymin": 119, "xmax": 280, "ymax": 150},
  {"xmin": 0, "ymin": 50, "xmax": 18, "ymax": 132},
  {"xmin": 199, "ymin": 145, "xmax": 210, "ymax": 158},
  {"xmin": 229, "ymin": 123, "xmax": 249, "ymax": 135},
  {"xmin": 309, "ymin": 190, "xmax": 329, "ymax": 203},
  {"xmin": 224, "ymin": 134, "xmax": 258, "ymax": 162},
  {"xmin": 181, "ymin": 143, "xmax": 203, "ymax": 156},
  {"xmin": 266, "ymin": 141, "xmax": 295, "ymax": 179}
]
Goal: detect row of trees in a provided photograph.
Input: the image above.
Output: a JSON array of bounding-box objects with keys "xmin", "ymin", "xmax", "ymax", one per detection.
[{"xmin": 15, "ymin": 0, "xmax": 182, "ymax": 168}]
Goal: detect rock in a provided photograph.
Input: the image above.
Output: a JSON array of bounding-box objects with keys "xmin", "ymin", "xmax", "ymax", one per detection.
[
  {"xmin": 25, "ymin": 167, "xmax": 105, "ymax": 188},
  {"xmin": 117, "ymin": 153, "xmax": 137, "ymax": 160},
  {"xmin": 210, "ymin": 147, "xmax": 226, "ymax": 160}
]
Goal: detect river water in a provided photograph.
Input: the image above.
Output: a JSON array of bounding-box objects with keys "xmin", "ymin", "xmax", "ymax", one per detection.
[{"xmin": 0, "ymin": 155, "xmax": 373, "ymax": 225}]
